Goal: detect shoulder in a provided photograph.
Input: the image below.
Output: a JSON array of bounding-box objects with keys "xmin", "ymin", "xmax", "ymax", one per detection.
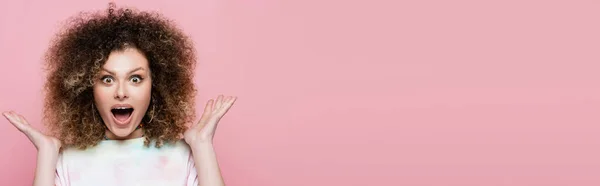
[{"xmin": 154, "ymin": 139, "xmax": 193, "ymax": 155}]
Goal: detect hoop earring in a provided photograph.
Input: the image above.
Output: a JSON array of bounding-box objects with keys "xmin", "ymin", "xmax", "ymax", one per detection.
[
  {"xmin": 147, "ymin": 103, "xmax": 156, "ymax": 124},
  {"xmin": 145, "ymin": 95, "xmax": 157, "ymax": 125}
]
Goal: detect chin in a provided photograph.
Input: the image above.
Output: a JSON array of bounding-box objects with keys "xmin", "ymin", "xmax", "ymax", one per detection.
[{"xmin": 109, "ymin": 125, "xmax": 138, "ymax": 137}]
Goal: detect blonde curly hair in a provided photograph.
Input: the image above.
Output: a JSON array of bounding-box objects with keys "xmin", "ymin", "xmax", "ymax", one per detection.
[{"xmin": 43, "ymin": 3, "xmax": 197, "ymax": 149}]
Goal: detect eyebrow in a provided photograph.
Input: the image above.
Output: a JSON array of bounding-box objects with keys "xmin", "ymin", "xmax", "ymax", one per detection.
[{"xmin": 101, "ymin": 67, "xmax": 145, "ymax": 75}]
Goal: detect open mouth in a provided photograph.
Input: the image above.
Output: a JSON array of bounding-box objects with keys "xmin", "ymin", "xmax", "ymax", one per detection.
[{"xmin": 111, "ymin": 108, "xmax": 134, "ymax": 123}]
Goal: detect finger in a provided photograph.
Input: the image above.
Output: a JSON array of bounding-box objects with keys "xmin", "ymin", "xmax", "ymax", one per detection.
[
  {"xmin": 215, "ymin": 95, "xmax": 224, "ymax": 110},
  {"xmin": 4, "ymin": 112, "xmax": 29, "ymax": 132},
  {"xmin": 12, "ymin": 111, "xmax": 24, "ymax": 123},
  {"xmin": 221, "ymin": 96, "xmax": 236, "ymax": 109},
  {"xmin": 213, "ymin": 96, "xmax": 232, "ymax": 115},
  {"xmin": 9, "ymin": 111, "xmax": 22, "ymax": 123},
  {"xmin": 205, "ymin": 96, "xmax": 235, "ymax": 130},
  {"xmin": 217, "ymin": 96, "xmax": 237, "ymax": 116},
  {"xmin": 2, "ymin": 112, "xmax": 13, "ymax": 123},
  {"xmin": 224, "ymin": 96, "xmax": 233, "ymax": 103},
  {"xmin": 11, "ymin": 112, "xmax": 35, "ymax": 133},
  {"xmin": 194, "ymin": 99, "xmax": 214, "ymax": 128},
  {"xmin": 5, "ymin": 112, "xmax": 20, "ymax": 125},
  {"xmin": 16, "ymin": 113, "xmax": 29, "ymax": 125},
  {"xmin": 219, "ymin": 96, "xmax": 230, "ymax": 109}
]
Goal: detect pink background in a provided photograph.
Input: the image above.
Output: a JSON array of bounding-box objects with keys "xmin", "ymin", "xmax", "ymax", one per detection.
[{"xmin": 1, "ymin": 0, "xmax": 599, "ymax": 185}]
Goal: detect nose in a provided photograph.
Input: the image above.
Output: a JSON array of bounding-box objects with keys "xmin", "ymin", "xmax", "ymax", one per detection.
[{"xmin": 114, "ymin": 82, "xmax": 129, "ymax": 100}]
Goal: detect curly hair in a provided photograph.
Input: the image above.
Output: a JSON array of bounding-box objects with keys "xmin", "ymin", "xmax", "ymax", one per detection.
[{"xmin": 43, "ymin": 3, "xmax": 197, "ymax": 149}]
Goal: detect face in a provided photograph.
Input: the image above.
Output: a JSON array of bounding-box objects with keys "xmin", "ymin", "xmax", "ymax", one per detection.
[{"xmin": 93, "ymin": 47, "xmax": 152, "ymax": 139}]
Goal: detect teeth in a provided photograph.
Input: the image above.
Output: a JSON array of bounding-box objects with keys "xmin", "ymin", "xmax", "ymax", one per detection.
[{"xmin": 113, "ymin": 107, "xmax": 132, "ymax": 109}]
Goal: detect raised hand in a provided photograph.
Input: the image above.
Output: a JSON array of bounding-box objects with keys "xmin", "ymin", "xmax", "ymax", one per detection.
[
  {"xmin": 3, "ymin": 111, "xmax": 61, "ymax": 153},
  {"xmin": 184, "ymin": 95, "xmax": 237, "ymax": 147}
]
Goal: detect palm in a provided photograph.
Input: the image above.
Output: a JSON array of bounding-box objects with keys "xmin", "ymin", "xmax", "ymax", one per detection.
[
  {"xmin": 184, "ymin": 95, "xmax": 237, "ymax": 146},
  {"xmin": 3, "ymin": 111, "xmax": 61, "ymax": 152}
]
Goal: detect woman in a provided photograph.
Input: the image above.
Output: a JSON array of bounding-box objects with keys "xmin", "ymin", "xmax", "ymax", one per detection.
[{"xmin": 2, "ymin": 3, "xmax": 235, "ymax": 186}]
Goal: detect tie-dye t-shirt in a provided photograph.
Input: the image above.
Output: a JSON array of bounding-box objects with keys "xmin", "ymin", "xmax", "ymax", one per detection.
[{"xmin": 54, "ymin": 137, "xmax": 198, "ymax": 186}]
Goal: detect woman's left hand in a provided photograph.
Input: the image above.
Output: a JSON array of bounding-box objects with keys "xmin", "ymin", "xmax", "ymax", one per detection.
[{"xmin": 184, "ymin": 95, "xmax": 237, "ymax": 147}]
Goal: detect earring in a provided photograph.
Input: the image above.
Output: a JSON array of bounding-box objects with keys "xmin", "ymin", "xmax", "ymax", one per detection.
[
  {"xmin": 148, "ymin": 103, "xmax": 156, "ymax": 124},
  {"xmin": 146, "ymin": 97, "xmax": 157, "ymax": 125}
]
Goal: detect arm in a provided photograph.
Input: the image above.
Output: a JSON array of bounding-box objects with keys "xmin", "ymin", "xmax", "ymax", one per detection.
[
  {"xmin": 184, "ymin": 95, "xmax": 237, "ymax": 186},
  {"xmin": 3, "ymin": 111, "xmax": 61, "ymax": 186},
  {"xmin": 191, "ymin": 143, "xmax": 225, "ymax": 186},
  {"xmin": 34, "ymin": 149, "xmax": 60, "ymax": 186}
]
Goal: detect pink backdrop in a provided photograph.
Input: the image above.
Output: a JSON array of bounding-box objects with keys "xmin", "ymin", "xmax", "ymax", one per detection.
[{"xmin": 1, "ymin": 0, "xmax": 600, "ymax": 185}]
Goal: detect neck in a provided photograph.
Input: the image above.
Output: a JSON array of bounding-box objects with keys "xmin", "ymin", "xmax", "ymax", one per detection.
[{"xmin": 104, "ymin": 127, "xmax": 144, "ymax": 140}]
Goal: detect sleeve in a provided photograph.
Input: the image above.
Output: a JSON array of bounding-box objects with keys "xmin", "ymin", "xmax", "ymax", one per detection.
[
  {"xmin": 54, "ymin": 153, "xmax": 68, "ymax": 186},
  {"xmin": 186, "ymin": 152, "xmax": 199, "ymax": 186}
]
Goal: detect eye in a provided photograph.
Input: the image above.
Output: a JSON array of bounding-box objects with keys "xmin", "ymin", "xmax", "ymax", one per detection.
[
  {"xmin": 130, "ymin": 75, "xmax": 143, "ymax": 83},
  {"xmin": 101, "ymin": 76, "xmax": 114, "ymax": 84}
]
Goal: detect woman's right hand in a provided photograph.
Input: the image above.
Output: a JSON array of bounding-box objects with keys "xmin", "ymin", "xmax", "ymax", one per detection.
[{"xmin": 3, "ymin": 111, "xmax": 61, "ymax": 153}]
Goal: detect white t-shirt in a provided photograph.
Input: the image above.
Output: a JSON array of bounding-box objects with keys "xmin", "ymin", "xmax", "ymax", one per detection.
[{"xmin": 55, "ymin": 137, "xmax": 198, "ymax": 186}]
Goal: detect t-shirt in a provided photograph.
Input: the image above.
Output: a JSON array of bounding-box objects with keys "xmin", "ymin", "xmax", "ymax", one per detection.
[{"xmin": 54, "ymin": 137, "xmax": 198, "ymax": 186}]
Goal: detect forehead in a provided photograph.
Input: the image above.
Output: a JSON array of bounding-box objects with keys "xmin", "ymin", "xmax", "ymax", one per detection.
[{"xmin": 103, "ymin": 48, "xmax": 149, "ymax": 71}]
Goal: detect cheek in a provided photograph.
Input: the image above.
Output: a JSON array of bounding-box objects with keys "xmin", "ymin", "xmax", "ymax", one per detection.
[
  {"xmin": 93, "ymin": 86, "xmax": 111, "ymax": 103},
  {"xmin": 132, "ymin": 84, "xmax": 152, "ymax": 103}
]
